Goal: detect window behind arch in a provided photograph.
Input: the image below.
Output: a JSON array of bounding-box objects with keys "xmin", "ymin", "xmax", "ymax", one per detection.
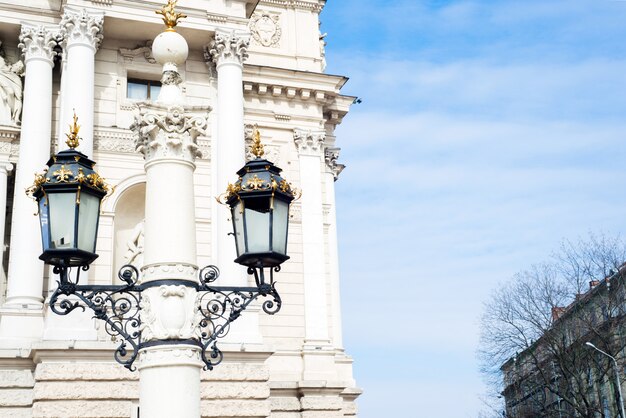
[{"xmin": 127, "ymin": 78, "xmax": 161, "ymax": 101}]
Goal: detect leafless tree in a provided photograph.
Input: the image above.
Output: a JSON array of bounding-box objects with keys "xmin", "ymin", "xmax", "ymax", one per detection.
[{"xmin": 478, "ymin": 233, "xmax": 626, "ymax": 418}]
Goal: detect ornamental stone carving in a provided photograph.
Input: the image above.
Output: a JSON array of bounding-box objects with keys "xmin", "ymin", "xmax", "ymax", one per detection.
[
  {"xmin": 0, "ymin": 42, "xmax": 24, "ymax": 125},
  {"xmin": 18, "ymin": 24, "xmax": 58, "ymax": 64},
  {"xmin": 119, "ymin": 40, "xmax": 156, "ymax": 64},
  {"xmin": 249, "ymin": 12, "xmax": 281, "ymax": 48},
  {"xmin": 324, "ymin": 147, "xmax": 345, "ymax": 180},
  {"xmin": 139, "ymin": 285, "xmax": 200, "ymax": 341},
  {"xmin": 293, "ymin": 128, "xmax": 326, "ymax": 156},
  {"xmin": 59, "ymin": 8, "xmax": 104, "ymax": 51},
  {"xmin": 132, "ymin": 103, "xmax": 207, "ymax": 162},
  {"xmin": 206, "ymin": 29, "xmax": 250, "ymax": 66}
]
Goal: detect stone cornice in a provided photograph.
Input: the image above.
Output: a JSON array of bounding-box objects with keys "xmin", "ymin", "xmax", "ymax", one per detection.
[{"xmin": 258, "ymin": 0, "xmax": 325, "ymax": 12}]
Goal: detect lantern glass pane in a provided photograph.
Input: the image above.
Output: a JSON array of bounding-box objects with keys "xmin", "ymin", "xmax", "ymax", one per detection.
[
  {"xmin": 232, "ymin": 201, "xmax": 245, "ymax": 256},
  {"xmin": 245, "ymin": 207, "xmax": 270, "ymax": 253},
  {"xmin": 39, "ymin": 198, "xmax": 51, "ymax": 251},
  {"xmin": 48, "ymin": 192, "xmax": 76, "ymax": 249},
  {"xmin": 271, "ymin": 199, "xmax": 289, "ymax": 255},
  {"xmin": 77, "ymin": 193, "xmax": 100, "ymax": 253}
]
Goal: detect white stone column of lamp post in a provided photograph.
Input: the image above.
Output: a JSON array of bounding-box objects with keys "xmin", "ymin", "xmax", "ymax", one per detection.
[
  {"xmin": 132, "ymin": 6, "xmax": 208, "ymax": 417},
  {"xmin": 58, "ymin": 7, "xmax": 104, "ymax": 157},
  {"xmin": 0, "ymin": 24, "xmax": 57, "ymax": 339}
]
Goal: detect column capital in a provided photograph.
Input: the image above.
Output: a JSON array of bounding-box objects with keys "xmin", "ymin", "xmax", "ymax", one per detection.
[
  {"xmin": 132, "ymin": 103, "xmax": 207, "ymax": 164},
  {"xmin": 294, "ymin": 128, "xmax": 326, "ymax": 156},
  {"xmin": 324, "ymin": 147, "xmax": 345, "ymax": 181},
  {"xmin": 206, "ymin": 28, "xmax": 250, "ymax": 67},
  {"xmin": 0, "ymin": 161, "xmax": 13, "ymax": 176},
  {"xmin": 59, "ymin": 7, "xmax": 104, "ymax": 52},
  {"xmin": 18, "ymin": 24, "xmax": 58, "ymax": 64}
]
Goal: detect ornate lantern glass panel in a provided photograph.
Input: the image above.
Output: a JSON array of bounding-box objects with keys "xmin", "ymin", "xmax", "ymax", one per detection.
[
  {"xmin": 223, "ymin": 141, "xmax": 298, "ymax": 269},
  {"xmin": 27, "ymin": 117, "xmax": 111, "ymax": 267}
]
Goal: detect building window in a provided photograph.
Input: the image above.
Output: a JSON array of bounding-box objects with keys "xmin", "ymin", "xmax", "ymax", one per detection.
[{"xmin": 127, "ymin": 78, "xmax": 161, "ymax": 100}]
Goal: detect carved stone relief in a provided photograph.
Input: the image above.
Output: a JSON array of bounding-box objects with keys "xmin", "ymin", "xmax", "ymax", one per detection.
[
  {"xmin": 249, "ymin": 12, "xmax": 281, "ymax": 48},
  {"xmin": 119, "ymin": 41, "xmax": 156, "ymax": 64},
  {"xmin": 0, "ymin": 41, "xmax": 24, "ymax": 125}
]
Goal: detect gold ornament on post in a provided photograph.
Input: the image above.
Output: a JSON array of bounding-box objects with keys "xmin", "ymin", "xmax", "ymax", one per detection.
[
  {"xmin": 251, "ymin": 126, "xmax": 265, "ymax": 158},
  {"xmin": 66, "ymin": 111, "xmax": 81, "ymax": 149},
  {"xmin": 156, "ymin": 0, "xmax": 187, "ymax": 31}
]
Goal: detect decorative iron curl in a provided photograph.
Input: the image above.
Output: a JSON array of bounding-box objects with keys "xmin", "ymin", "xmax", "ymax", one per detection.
[
  {"xmin": 48, "ymin": 265, "xmax": 142, "ymax": 370},
  {"xmin": 196, "ymin": 264, "xmax": 282, "ymax": 370},
  {"xmin": 199, "ymin": 265, "xmax": 220, "ymax": 285}
]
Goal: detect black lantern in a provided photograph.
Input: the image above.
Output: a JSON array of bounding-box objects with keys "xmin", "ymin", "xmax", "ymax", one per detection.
[
  {"xmin": 222, "ymin": 129, "xmax": 298, "ymax": 268},
  {"xmin": 27, "ymin": 113, "xmax": 111, "ymax": 267}
]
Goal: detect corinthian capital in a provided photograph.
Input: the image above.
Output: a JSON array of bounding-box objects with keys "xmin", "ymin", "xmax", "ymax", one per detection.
[
  {"xmin": 206, "ymin": 29, "xmax": 250, "ymax": 67},
  {"xmin": 294, "ymin": 128, "xmax": 326, "ymax": 156},
  {"xmin": 59, "ymin": 7, "xmax": 104, "ymax": 51},
  {"xmin": 18, "ymin": 24, "xmax": 58, "ymax": 64},
  {"xmin": 131, "ymin": 103, "xmax": 208, "ymax": 163},
  {"xmin": 324, "ymin": 147, "xmax": 345, "ymax": 180}
]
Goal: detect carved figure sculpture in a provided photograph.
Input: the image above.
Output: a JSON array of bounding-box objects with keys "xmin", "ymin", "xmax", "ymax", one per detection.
[
  {"xmin": 124, "ymin": 219, "xmax": 145, "ymax": 267},
  {"xmin": 0, "ymin": 50, "xmax": 24, "ymax": 125}
]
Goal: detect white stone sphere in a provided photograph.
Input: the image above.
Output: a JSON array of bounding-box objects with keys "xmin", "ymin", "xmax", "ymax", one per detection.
[{"xmin": 152, "ymin": 30, "xmax": 189, "ymax": 65}]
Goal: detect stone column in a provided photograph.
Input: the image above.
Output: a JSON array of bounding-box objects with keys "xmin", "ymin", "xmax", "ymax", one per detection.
[
  {"xmin": 206, "ymin": 29, "xmax": 263, "ymax": 344},
  {"xmin": 324, "ymin": 147, "xmax": 345, "ymax": 350},
  {"xmin": 0, "ymin": 160, "xmax": 13, "ymax": 282},
  {"xmin": 0, "ymin": 25, "xmax": 57, "ymax": 340},
  {"xmin": 294, "ymin": 129, "xmax": 330, "ymax": 345},
  {"xmin": 58, "ymin": 7, "xmax": 104, "ymax": 157},
  {"xmin": 206, "ymin": 28, "xmax": 249, "ymax": 287},
  {"xmin": 133, "ymin": 25, "xmax": 207, "ymax": 418}
]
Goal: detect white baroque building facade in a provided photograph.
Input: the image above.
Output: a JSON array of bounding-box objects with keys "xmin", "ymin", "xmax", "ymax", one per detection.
[{"xmin": 0, "ymin": 0, "xmax": 359, "ymax": 417}]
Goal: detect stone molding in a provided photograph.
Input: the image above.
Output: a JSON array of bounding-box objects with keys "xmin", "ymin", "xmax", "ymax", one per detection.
[
  {"xmin": 94, "ymin": 128, "xmax": 136, "ymax": 153},
  {"xmin": 140, "ymin": 262, "xmax": 198, "ymax": 283},
  {"xmin": 59, "ymin": 7, "xmax": 104, "ymax": 51},
  {"xmin": 243, "ymin": 81, "xmax": 327, "ymax": 103},
  {"xmin": 259, "ymin": 0, "xmax": 325, "ymax": 12},
  {"xmin": 0, "ymin": 125, "xmax": 20, "ymax": 158},
  {"xmin": 293, "ymin": 128, "xmax": 325, "ymax": 156},
  {"xmin": 137, "ymin": 345, "xmax": 203, "ymax": 370},
  {"xmin": 18, "ymin": 25, "xmax": 58, "ymax": 64},
  {"xmin": 324, "ymin": 147, "xmax": 345, "ymax": 180},
  {"xmin": 132, "ymin": 103, "xmax": 208, "ymax": 163},
  {"xmin": 206, "ymin": 29, "xmax": 250, "ymax": 67},
  {"xmin": 249, "ymin": 11, "xmax": 282, "ymax": 48}
]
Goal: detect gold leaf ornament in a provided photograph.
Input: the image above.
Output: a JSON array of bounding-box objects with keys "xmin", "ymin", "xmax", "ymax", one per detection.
[{"xmin": 156, "ymin": 0, "xmax": 187, "ymax": 31}]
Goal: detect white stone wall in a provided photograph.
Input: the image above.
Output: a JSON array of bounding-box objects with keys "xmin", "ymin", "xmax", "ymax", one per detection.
[{"xmin": 0, "ymin": 0, "xmax": 360, "ymax": 416}]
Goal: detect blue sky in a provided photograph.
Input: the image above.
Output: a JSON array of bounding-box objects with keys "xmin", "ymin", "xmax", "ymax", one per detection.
[{"xmin": 321, "ymin": 1, "xmax": 626, "ymax": 416}]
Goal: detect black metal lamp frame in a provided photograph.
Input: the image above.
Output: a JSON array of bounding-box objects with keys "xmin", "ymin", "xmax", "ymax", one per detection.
[{"xmin": 49, "ymin": 263, "xmax": 281, "ymax": 371}]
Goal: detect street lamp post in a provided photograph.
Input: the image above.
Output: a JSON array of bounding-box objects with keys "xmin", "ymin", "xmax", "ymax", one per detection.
[
  {"xmin": 586, "ymin": 341, "xmax": 626, "ymax": 418},
  {"xmin": 24, "ymin": 2, "xmax": 298, "ymax": 417}
]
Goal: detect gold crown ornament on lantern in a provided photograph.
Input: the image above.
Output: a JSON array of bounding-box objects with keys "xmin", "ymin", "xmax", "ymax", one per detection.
[{"xmin": 65, "ymin": 111, "xmax": 81, "ymax": 149}]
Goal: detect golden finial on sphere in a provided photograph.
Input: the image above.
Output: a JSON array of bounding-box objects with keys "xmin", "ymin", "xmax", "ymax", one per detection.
[
  {"xmin": 156, "ymin": 0, "xmax": 187, "ymax": 31},
  {"xmin": 251, "ymin": 126, "xmax": 264, "ymax": 158},
  {"xmin": 65, "ymin": 111, "xmax": 81, "ymax": 149}
]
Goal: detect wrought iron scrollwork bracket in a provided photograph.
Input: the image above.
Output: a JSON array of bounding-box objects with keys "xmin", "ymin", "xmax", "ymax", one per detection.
[{"xmin": 48, "ymin": 264, "xmax": 282, "ymax": 371}]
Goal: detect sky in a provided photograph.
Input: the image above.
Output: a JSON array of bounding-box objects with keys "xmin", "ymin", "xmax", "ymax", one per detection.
[{"xmin": 320, "ymin": 1, "xmax": 626, "ymax": 417}]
